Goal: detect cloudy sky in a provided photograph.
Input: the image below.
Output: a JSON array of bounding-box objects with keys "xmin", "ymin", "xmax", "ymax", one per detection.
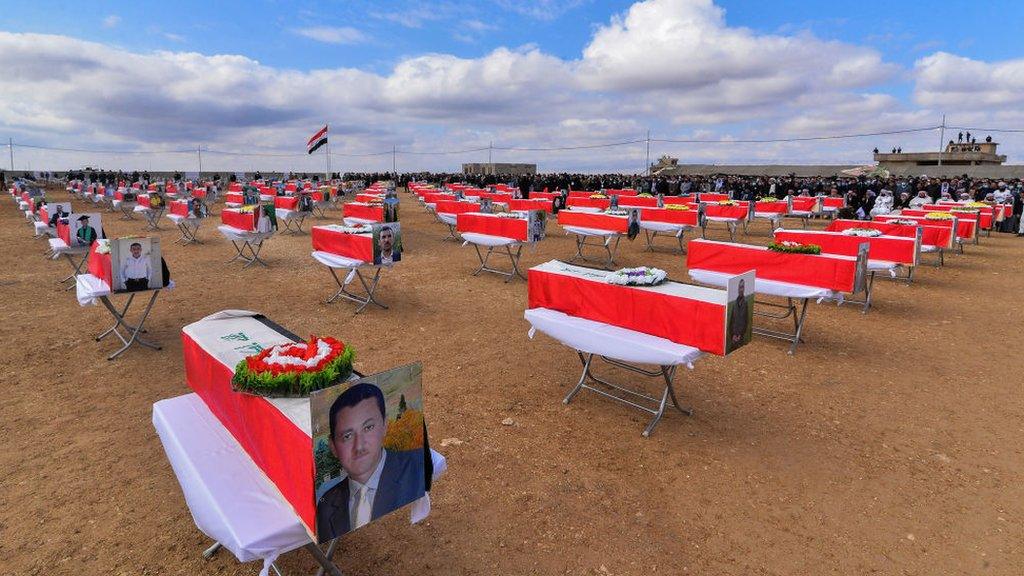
[{"xmin": 2, "ymin": 0, "xmax": 1023, "ymax": 173}]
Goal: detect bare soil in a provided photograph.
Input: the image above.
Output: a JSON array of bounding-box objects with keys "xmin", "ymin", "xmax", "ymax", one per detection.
[{"xmin": 1, "ymin": 188, "xmax": 1022, "ymax": 576}]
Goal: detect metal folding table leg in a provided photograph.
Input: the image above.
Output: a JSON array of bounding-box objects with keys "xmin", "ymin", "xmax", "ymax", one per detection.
[
  {"xmin": 325, "ymin": 267, "xmax": 387, "ymax": 313},
  {"xmin": 97, "ymin": 291, "xmax": 162, "ymax": 360},
  {"xmin": 563, "ymin": 352, "xmax": 692, "ymax": 437},
  {"xmin": 176, "ymin": 221, "xmax": 202, "ymax": 244},
  {"xmin": 241, "ymin": 240, "xmax": 269, "ymax": 268},
  {"xmin": 471, "ymin": 243, "xmax": 525, "ymax": 281},
  {"xmin": 752, "ymin": 297, "xmax": 810, "ymax": 355},
  {"xmin": 58, "ymin": 251, "xmax": 89, "ymax": 290}
]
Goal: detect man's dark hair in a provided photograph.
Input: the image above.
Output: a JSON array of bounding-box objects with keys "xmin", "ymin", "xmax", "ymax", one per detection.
[
  {"xmin": 329, "ymin": 383, "xmax": 386, "ymax": 438},
  {"xmin": 130, "ymin": 242, "xmax": 142, "ymax": 249}
]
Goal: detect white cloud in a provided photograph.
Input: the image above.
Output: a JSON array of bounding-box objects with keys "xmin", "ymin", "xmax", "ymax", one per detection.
[
  {"xmin": 494, "ymin": 0, "xmax": 588, "ymax": 21},
  {"xmin": 292, "ymin": 26, "xmax": 367, "ymax": 45},
  {"xmin": 102, "ymin": 15, "xmax": 121, "ymax": 28},
  {"xmin": 9, "ymin": 0, "xmax": 1022, "ymax": 171}
]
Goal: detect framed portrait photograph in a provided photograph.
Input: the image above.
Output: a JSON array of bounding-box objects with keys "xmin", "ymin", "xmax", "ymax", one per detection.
[
  {"xmin": 371, "ymin": 223, "xmax": 402, "ymax": 266},
  {"xmin": 310, "ymin": 363, "xmax": 429, "ymax": 542},
  {"xmin": 110, "ymin": 237, "xmax": 163, "ymax": 293},
  {"xmin": 68, "ymin": 212, "xmax": 102, "ymax": 247}
]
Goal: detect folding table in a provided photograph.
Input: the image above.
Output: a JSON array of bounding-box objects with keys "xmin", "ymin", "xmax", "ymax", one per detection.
[
  {"xmin": 526, "ymin": 308, "xmax": 699, "ymax": 437},
  {"xmin": 219, "ymin": 225, "xmax": 273, "ymax": 268},
  {"xmin": 134, "ymin": 205, "xmax": 165, "ymax": 230},
  {"xmin": 563, "ymin": 226, "xmax": 622, "ymax": 269},
  {"xmin": 276, "ymin": 209, "xmax": 309, "ymax": 235},
  {"xmin": 461, "ymin": 232, "xmax": 526, "ymax": 282},
  {"xmin": 49, "ymin": 239, "xmax": 90, "ymax": 290},
  {"xmin": 76, "ymin": 273, "xmax": 163, "ymax": 360},
  {"xmin": 167, "ymin": 213, "xmax": 203, "ymax": 244},
  {"xmin": 311, "ymin": 251, "xmax": 388, "ymax": 313}
]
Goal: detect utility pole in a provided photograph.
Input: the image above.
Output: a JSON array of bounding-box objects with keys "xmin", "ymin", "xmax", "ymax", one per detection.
[
  {"xmin": 937, "ymin": 114, "xmax": 946, "ymax": 167},
  {"xmin": 8, "ymin": 138, "xmax": 13, "ymax": 171},
  {"xmin": 488, "ymin": 140, "xmax": 493, "ymax": 175},
  {"xmin": 392, "ymin": 144, "xmax": 397, "ymax": 175},
  {"xmin": 645, "ymin": 130, "xmax": 651, "ymax": 176},
  {"xmin": 197, "ymin": 145, "xmax": 203, "ymax": 176}
]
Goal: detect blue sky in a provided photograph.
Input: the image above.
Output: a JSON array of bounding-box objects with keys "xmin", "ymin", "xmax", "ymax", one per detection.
[{"xmin": 1, "ymin": 0, "xmax": 1022, "ymax": 171}]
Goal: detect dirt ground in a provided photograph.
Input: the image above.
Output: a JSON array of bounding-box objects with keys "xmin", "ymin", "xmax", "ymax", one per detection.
[{"xmin": 1, "ymin": 187, "xmax": 1022, "ymax": 576}]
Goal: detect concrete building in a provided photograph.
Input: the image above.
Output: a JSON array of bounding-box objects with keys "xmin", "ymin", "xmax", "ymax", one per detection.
[
  {"xmin": 462, "ymin": 162, "xmax": 536, "ymax": 176},
  {"xmin": 874, "ymin": 141, "xmax": 1007, "ymax": 168}
]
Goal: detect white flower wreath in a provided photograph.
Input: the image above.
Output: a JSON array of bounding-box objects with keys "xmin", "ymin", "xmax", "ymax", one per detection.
[{"xmin": 606, "ymin": 266, "xmax": 668, "ymax": 286}]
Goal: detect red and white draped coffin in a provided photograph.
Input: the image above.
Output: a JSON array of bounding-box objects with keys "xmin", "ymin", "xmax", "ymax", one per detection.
[
  {"xmin": 181, "ymin": 312, "xmax": 334, "ymax": 539},
  {"xmin": 874, "ymin": 214, "xmax": 974, "ymax": 240},
  {"xmin": 355, "ymin": 193, "xmax": 382, "ymax": 203},
  {"xmin": 566, "ymin": 197, "xmax": 612, "ymax": 211},
  {"xmin": 639, "ymin": 207, "xmax": 699, "ymax": 227},
  {"xmin": 527, "ymin": 260, "xmax": 747, "ymax": 356},
  {"xmin": 274, "ymin": 196, "xmax": 298, "ymax": 210},
  {"xmin": 702, "ymin": 202, "xmax": 749, "ymax": 220},
  {"xmin": 557, "ymin": 210, "xmax": 629, "ymax": 233},
  {"xmin": 221, "ymin": 208, "xmax": 258, "ymax": 232},
  {"xmin": 687, "ymin": 239, "xmax": 865, "ymax": 295},
  {"xmin": 899, "ymin": 210, "xmax": 980, "ymax": 236},
  {"xmin": 753, "ymin": 200, "xmax": 789, "ymax": 216},
  {"xmin": 342, "ymin": 202, "xmax": 384, "ymax": 222},
  {"xmin": 434, "ymin": 199, "xmax": 481, "ymax": 215},
  {"xmin": 529, "ymin": 192, "xmax": 562, "ymax": 202},
  {"xmin": 617, "ymin": 195, "xmax": 660, "ymax": 208},
  {"xmin": 170, "ymin": 200, "xmax": 190, "ymax": 217},
  {"xmin": 507, "ymin": 198, "xmax": 553, "ymax": 213},
  {"xmin": 773, "ymin": 229, "xmax": 919, "ymax": 266},
  {"xmin": 698, "ymin": 193, "xmax": 731, "ymax": 202},
  {"xmin": 456, "ymin": 213, "xmax": 529, "ymax": 241},
  {"xmin": 821, "ymin": 197, "xmax": 845, "ymax": 211},
  {"xmin": 311, "ymin": 225, "xmax": 374, "ymax": 262},
  {"xmin": 826, "ymin": 219, "xmax": 954, "ymax": 250},
  {"xmin": 926, "ymin": 204, "xmax": 994, "ymax": 229}
]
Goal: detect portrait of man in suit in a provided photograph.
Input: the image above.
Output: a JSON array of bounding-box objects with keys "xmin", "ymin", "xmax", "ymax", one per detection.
[
  {"xmin": 316, "ymin": 383, "xmax": 426, "ymax": 541},
  {"xmin": 726, "ymin": 278, "xmax": 753, "ymax": 353}
]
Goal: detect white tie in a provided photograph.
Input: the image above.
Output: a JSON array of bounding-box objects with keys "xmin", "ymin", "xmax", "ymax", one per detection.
[{"xmin": 353, "ymin": 487, "xmax": 373, "ymax": 529}]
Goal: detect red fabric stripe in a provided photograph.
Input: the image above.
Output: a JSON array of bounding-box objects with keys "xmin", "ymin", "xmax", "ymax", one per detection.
[
  {"xmin": 702, "ymin": 204, "xmax": 748, "ymax": 219},
  {"xmin": 57, "ymin": 221, "xmax": 71, "ymax": 246},
  {"xmin": 754, "ymin": 201, "xmax": 788, "ymax": 213},
  {"xmin": 87, "ymin": 242, "xmax": 112, "ymax": 287},
  {"xmin": 434, "ymin": 200, "xmax": 481, "ymax": 215},
  {"xmin": 456, "ymin": 213, "xmax": 528, "ymax": 240},
  {"xmin": 618, "ymin": 196, "xmax": 659, "ymax": 208},
  {"xmin": 566, "ymin": 197, "xmax": 611, "ymax": 210},
  {"xmin": 221, "ymin": 209, "xmax": 257, "ymax": 231},
  {"xmin": 275, "ymin": 196, "xmax": 299, "ymax": 210},
  {"xmin": 687, "ymin": 240, "xmax": 856, "ymax": 292},
  {"xmin": 342, "ymin": 203, "xmax": 383, "ymax": 222},
  {"xmin": 170, "ymin": 201, "xmax": 189, "ymax": 216},
  {"xmin": 507, "ymin": 199, "xmax": 553, "ymax": 213},
  {"xmin": 527, "ymin": 268, "xmax": 726, "ymax": 355},
  {"xmin": 557, "ymin": 211, "xmax": 628, "ymax": 232},
  {"xmin": 311, "ymin": 226, "xmax": 374, "ymax": 261},
  {"xmin": 181, "ymin": 332, "xmax": 316, "ymax": 537},
  {"xmin": 639, "ymin": 208, "xmax": 698, "ymax": 225}
]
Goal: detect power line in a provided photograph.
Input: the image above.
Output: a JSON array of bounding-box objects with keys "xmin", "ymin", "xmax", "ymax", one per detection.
[
  {"xmin": 946, "ymin": 126, "xmax": 1024, "ymax": 134},
  {"xmin": 493, "ymin": 139, "xmax": 646, "ymax": 151}
]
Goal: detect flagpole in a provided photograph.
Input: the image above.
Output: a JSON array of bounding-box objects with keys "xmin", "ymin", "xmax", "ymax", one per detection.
[{"xmin": 325, "ymin": 123, "xmax": 331, "ymax": 180}]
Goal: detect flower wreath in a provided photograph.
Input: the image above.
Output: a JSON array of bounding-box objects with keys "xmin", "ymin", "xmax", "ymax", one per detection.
[
  {"xmin": 232, "ymin": 336, "xmax": 355, "ymax": 397},
  {"xmin": 604, "ymin": 208, "xmax": 631, "ymax": 216},
  {"xmin": 717, "ymin": 200, "xmax": 738, "ymax": 206},
  {"xmin": 330, "ymin": 224, "xmax": 373, "ymax": 234},
  {"xmin": 841, "ymin": 228, "xmax": 882, "ymax": 237},
  {"xmin": 767, "ymin": 241, "xmax": 822, "ymax": 255},
  {"xmin": 925, "ymin": 212, "xmax": 954, "ymax": 220},
  {"xmin": 589, "ymin": 193, "xmax": 609, "ymax": 199},
  {"xmin": 606, "ymin": 266, "xmax": 668, "ymax": 286},
  {"xmin": 889, "ymin": 219, "xmax": 918, "ymax": 226},
  {"xmin": 759, "ymin": 196, "xmax": 781, "ymax": 202},
  {"xmin": 665, "ymin": 204, "xmax": 690, "ymax": 211}
]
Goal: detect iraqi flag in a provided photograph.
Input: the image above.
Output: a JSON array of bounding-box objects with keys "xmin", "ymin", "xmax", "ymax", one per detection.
[{"xmin": 307, "ymin": 125, "xmax": 328, "ymax": 154}]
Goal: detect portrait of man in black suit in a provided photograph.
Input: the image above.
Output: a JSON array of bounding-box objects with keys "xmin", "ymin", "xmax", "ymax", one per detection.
[{"xmin": 316, "ymin": 383, "xmax": 426, "ymax": 541}]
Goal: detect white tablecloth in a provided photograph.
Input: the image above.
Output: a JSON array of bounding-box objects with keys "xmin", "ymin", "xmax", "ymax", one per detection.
[
  {"xmin": 562, "ymin": 225, "xmax": 621, "ymax": 237},
  {"xmin": 639, "ymin": 221, "xmax": 693, "ymax": 235},
  {"xmin": 217, "ymin": 225, "xmax": 274, "ymax": 242},
  {"xmin": 75, "ymin": 273, "xmax": 111, "ymax": 306},
  {"xmin": 689, "ymin": 268, "xmax": 838, "ymax": 300},
  {"xmin": 525, "ymin": 307, "xmax": 703, "ymax": 367},
  {"xmin": 461, "ymin": 232, "xmax": 520, "ymax": 247},
  {"xmin": 311, "ymin": 250, "xmax": 367, "ymax": 269},
  {"xmin": 154, "ymin": 393, "xmax": 447, "ymax": 576}
]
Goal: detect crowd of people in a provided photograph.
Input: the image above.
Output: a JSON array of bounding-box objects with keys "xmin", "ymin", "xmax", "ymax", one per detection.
[{"xmin": 6, "ymin": 167, "xmax": 1023, "ymax": 235}]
